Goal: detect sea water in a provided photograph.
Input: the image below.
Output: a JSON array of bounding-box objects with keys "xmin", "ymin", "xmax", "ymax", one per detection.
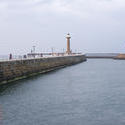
[{"xmin": 0, "ymin": 59, "xmax": 125, "ymax": 125}]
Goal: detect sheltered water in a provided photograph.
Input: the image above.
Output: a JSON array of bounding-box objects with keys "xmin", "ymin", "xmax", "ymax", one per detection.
[{"xmin": 0, "ymin": 59, "xmax": 125, "ymax": 125}]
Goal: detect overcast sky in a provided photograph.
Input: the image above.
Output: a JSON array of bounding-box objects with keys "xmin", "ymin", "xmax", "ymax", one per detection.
[{"xmin": 0, "ymin": 0, "xmax": 125, "ymax": 55}]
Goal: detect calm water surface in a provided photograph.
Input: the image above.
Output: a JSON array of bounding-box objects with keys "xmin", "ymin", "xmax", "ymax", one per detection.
[{"xmin": 0, "ymin": 59, "xmax": 125, "ymax": 125}]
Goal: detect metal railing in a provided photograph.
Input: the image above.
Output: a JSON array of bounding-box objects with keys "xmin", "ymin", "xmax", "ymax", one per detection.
[{"xmin": 0, "ymin": 53, "xmax": 83, "ymax": 62}]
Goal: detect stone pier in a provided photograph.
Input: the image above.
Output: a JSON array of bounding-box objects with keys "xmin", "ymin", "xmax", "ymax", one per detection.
[{"xmin": 0, "ymin": 55, "xmax": 86, "ymax": 85}]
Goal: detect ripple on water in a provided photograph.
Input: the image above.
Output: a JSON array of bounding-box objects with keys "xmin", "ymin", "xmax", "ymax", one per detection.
[{"xmin": 0, "ymin": 59, "xmax": 125, "ymax": 125}]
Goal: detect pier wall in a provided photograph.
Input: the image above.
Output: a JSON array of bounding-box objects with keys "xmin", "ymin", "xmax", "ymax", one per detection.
[
  {"xmin": 113, "ymin": 54, "xmax": 125, "ymax": 60},
  {"xmin": 0, "ymin": 55, "xmax": 86, "ymax": 85}
]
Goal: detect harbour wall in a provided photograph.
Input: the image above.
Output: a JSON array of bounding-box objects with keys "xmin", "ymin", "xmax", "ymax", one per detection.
[
  {"xmin": 0, "ymin": 55, "xmax": 86, "ymax": 85},
  {"xmin": 85, "ymin": 53, "xmax": 119, "ymax": 59},
  {"xmin": 86, "ymin": 56, "xmax": 114, "ymax": 59},
  {"xmin": 113, "ymin": 54, "xmax": 125, "ymax": 60}
]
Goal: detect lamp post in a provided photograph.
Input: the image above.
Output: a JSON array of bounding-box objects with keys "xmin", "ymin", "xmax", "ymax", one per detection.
[
  {"xmin": 51, "ymin": 47, "xmax": 54, "ymax": 56},
  {"xmin": 33, "ymin": 46, "xmax": 36, "ymax": 53}
]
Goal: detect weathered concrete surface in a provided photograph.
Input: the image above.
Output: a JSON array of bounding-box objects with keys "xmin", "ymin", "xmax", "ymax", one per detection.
[{"xmin": 0, "ymin": 55, "xmax": 86, "ymax": 85}]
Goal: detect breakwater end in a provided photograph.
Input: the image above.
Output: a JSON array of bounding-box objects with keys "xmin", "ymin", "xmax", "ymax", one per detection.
[
  {"xmin": 0, "ymin": 55, "xmax": 86, "ymax": 85},
  {"xmin": 85, "ymin": 53, "xmax": 119, "ymax": 59},
  {"xmin": 113, "ymin": 54, "xmax": 125, "ymax": 60}
]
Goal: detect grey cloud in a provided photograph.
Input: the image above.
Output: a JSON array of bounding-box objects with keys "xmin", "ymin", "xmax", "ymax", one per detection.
[{"xmin": 0, "ymin": 0, "xmax": 125, "ymax": 55}]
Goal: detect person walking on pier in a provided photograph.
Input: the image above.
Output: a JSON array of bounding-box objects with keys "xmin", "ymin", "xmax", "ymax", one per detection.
[{"xmin": 9, "ymin": 53, "xmax": 12, "ymax": 60}]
